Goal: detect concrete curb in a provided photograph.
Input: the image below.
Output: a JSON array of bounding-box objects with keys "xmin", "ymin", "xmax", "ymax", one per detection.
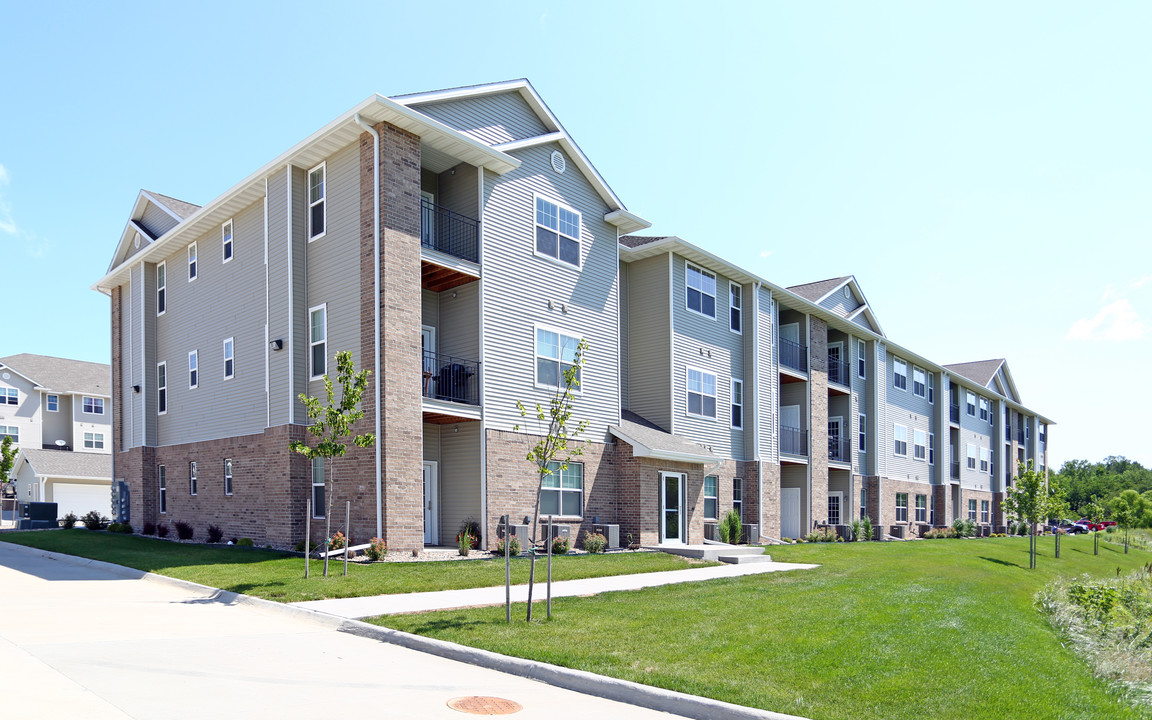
[{"xmin": 2, "ymin": 541, "xmax": 810, "ymax": 720}]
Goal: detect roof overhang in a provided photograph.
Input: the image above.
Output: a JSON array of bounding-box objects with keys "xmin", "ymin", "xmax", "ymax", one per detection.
[{"xmin": 608, "ymin": 425, "xmax": 716, "ymax": 464}]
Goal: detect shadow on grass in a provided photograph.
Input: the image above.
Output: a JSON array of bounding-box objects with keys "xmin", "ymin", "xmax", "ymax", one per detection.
[
  {"xmin": 978, "ymin": 556, "xmax": 1023, "ymax": 569},
  {"xmin": 404, "ymin": 617, "xmax": 491, "ymax": 633}
]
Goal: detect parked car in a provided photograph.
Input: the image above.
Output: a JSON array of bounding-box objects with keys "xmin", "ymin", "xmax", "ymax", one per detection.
[
  {"xmin": 1078, "ymin": 518, "xmax": 1106, "ymax": 532},
  {"xmin": 1049, "ymin": 520, "xmax": 1086, "ymax": 535}
]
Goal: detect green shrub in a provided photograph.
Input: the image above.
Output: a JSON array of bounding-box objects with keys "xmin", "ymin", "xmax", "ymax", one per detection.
[
  {"xmin": 458, "ymin": 531, "xmax": 475, "ymax": 557},
  {"xmin": 236, "ymin": 537, "xmax": 254, "ymax": 547},
  {"xmin": 61, "ymin": 512, "xmax": 77, "ymax": 529},
  {"xmin": 108, "ymin": 522, "xmax": 133, "ymax": 534},
  {"xmin": 804, "ymin": 529, "xmax": 837, "ymax": 543},
  {"xmin": 952, "ymin": 517, "xmax": 977, "ymax": 538},
  {"xmin": 457, "ymin": 518, "xmax": 482, "ymax": 550},
  {"xmin": 925, "ymin": 527, "xmax": 957, "ymax": 539},
  {"xmin": 495, "ymin": 535, "xmax": 521, "ymax": 555},
  {"xmin": 294, "ymin": 539, "xmax": 319, "ymax": 553},
  {"xmin": 582, "ymin": 531, "xmax": 607, "ymax": 554},
  {"xmin": 859, "ymin": 516, "xmax": 873, "ymax": 541},
  {"xmin": 551, "ymin": 536, "xmax": 570, "ymax": 555},
  {"xmin": 81, "ymin": 510, "xmax": 107, "ymax": 531},
  {"xmin": 719, "ymin": 510, "xmax": 743, "ymax": 544},
  {"xmin": 365, "ymin": 537, "xmax": 387, "ymax": 560}
]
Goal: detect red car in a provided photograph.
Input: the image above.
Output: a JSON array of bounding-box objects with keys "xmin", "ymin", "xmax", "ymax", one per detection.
[{"xmin": 1078, "ymin": 518, "xmax": 1116, "ymax": 532}]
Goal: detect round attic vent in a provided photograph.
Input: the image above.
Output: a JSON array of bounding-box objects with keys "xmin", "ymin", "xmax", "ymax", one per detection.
[
  {"xmin": 550, "ymin": 150, "xmax": 566, "ymax": 174},
  {"xmin": 134, "ymin": 233, "xmax": 141, "ymax": 249},
  {"xmin": 1, "ymin": 372, "xmax": 8, "ymax": 380}
]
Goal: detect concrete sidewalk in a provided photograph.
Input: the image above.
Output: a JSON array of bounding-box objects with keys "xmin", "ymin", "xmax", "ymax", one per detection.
[{"xmin": 292, "ymin": 559, "xmax": 819, "ymax": 618}]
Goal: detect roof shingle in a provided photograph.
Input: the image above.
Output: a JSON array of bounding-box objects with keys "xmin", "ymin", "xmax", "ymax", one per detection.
[
  {"xmin": 16, "ymin": 448, "xmax": 111, "ymax": 479},
  {"xmin": 0, "ymin": 354, "xmax": 111, "ymax": 396}
]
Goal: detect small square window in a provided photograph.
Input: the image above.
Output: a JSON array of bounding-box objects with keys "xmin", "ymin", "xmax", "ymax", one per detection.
[
  {"xmin": 83, "ymin": 396, "xmax": 105, "ymax": 415},
  {"xmin": 46, "ymin": 394, "xmax": 58, "ymax": 412}
]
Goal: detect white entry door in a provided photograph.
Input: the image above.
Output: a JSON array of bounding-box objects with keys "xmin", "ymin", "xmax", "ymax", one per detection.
[
  {"xmin": 660, "ymin": 472, "xmax": 685, "ymax": 544},
  {"xmin": 422, "ymin": 461, "xmax": 438, "ymax": 545},
  {"xmin": 781, "ymin": 487, "xmax": 801, "ymax": 540}
]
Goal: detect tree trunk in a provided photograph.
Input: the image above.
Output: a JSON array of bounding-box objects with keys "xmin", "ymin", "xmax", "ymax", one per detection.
[
  {"xmin": 324, "ymin": 458, "xmax": 336, "ymax": 578},
  {"xmin": 1094, "ymin": 531, "xmax": 1099, "ymax": 556},
  {"xmin": 526, "ymin": 468, "xmax": 545, "ymax": 622},
  {"xmin": 1054, "ymin": 531, "xmax": 1060, "ymax": 559}
]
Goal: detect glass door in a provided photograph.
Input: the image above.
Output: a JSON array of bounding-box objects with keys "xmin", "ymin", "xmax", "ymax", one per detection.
[{"xmin": 660, "ymin": 472, "xmax": 684, "ymax": 543}]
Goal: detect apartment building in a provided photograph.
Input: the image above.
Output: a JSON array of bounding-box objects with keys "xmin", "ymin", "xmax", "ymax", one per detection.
[
  {"xmin": 0, "ymin": 354, "xmax": 113, "ymax": 517},
  {"xmin": 95, "ymin": 79, "xmax": 1051, "ymax": 549}
]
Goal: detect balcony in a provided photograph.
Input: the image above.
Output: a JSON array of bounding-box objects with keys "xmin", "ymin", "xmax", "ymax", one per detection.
[
  {"xmin": 1016, "ymin": 429, "xmax": 1025, "ymax": 443},
  {"xmin": 780, "ymin": 425, "xmax": 808, "ymax": 457},
  {"xmin": 827, "ymin": 353, "xmax": 850, "ymax": 388},
  {"xmin": 828, "ymin": 437, "xmax": 851, "ymax": 463},
  {"xmin": 951, "ymin": 461, "xmax": 960, "ymax": 480},
  {"xmin": 779, "ymin": 338, "xmax": 807, "ymax": 374},
  {"xmin": 949, "ymin": 403, "xmax": 960, "ymax": 423},
  {"xmin": 422, "ymin": 350, "xmax": 480, "ymax": 406},
  {"xmin": 421, "ymin": 199, "xmax": 479, "ymax": 264}
]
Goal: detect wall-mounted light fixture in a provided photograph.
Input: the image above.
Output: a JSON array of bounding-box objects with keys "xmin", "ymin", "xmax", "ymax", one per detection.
[
  {"xmin": 132, "ymin": 385, "xmax": 141, "ymax": 394},
  {"xmin": 269, "ymin": 339, "xmax": 284, "ymax": 351}
]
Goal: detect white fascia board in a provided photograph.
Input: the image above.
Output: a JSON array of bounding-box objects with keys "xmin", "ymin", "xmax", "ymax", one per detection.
[
  {"xmin": 604, "ymin": 209, "xmax": 652, "ymax": 234},
  {"xmin": 492, "ymin": 132, "xmax": 566, "ymax": 153},
  {"xmin": 139, "ymin": 190, "xmax": 188, "ymax": 224},
  {"xmin": 813, "ymin": 278, "xmax": 854, "ymax": 305},
  {"xmin": 0, "ymin": 364, "xmax": 41, "ymax": 388},
  {"xmin": 391, "ymin": 79, "xmax": 533, "ymax": 108},
  {"xmin": 608, "ymin": 427, "xmax": 715, "ymax": 464}
]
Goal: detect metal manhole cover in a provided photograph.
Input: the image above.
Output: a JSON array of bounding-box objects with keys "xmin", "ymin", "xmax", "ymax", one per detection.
[{"xmin": 446, "ymin": 696, "xmax": 523, "ymax": 715}]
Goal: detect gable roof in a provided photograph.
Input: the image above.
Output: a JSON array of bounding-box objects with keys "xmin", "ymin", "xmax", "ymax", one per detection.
[
  {"xmin": 945, "ymin": 359, "xmax": 1023, "ymax": 404},
  {"xmin": 619, "ymin": 235, "xmax": 669, "ymax": 249},
  {"xmin": 787, "ymin": 276, "xmax": 852, "ymax": 302},
  {"xmin": 12, "ymin": 448, "xmax": 111, "ymax": 481},
  {"xmin": 0, "ymin": 354, "xmax": 111, "ymax": 397},
  {"xmin": 145, "ymin": 190, "xmax": 201, "ymax": 220},
  {"xmin": 609, "ymin": 410, "xmax": 715, "ymax": 463}
]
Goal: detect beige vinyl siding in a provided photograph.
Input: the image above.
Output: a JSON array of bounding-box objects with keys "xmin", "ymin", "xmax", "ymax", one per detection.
[
  {"xmin": 266, "ymin": 168, "xmax": 291, "ymax": 427},
  {"xmin": 415, "ymin": 92, "xmax": 549, "ymax": 146},
  {"xmin": 421, "ymin": 290, "xmax": 439, "ymax": 329},
  {"xmin": 422, "ymin": 422, "xmax": 440, "ymax": 462},
  {"xmin": 437, "ymin": 162, "xmax": 479, "ymax": 219},
  {"xmin": 143, "ymin": 262, "xmax": 158, "ymax": 445},
  {"xmin": 619, "ymin": 261, "xmax": 629, "ymax": 408},
  {"xmin": 72, "ymin": 393, "xmax": 111, "ymax": 453},
  {"xmin": 140, "ymin": 201, "xmax": 180, "ymax": 239},
  {"xmin": 756, "ymin": 287, "xmax": 776, "ymax": 461},
  {"xmin": 624, "ymin": 254, "xmax": 671, "ymax": 430},
  {"xmin": 480, "ymin": 142, "xmax": 620, "ymax": 439},
  {"xmin": 819, "ymin": 287, "xmax": 861, "ymax": 317},
  {"xmin": 306, "ymin": 141, "xmax": 362, "ymax": 394},
  {"xmin": 41, "ymin": 393, "xmax": 70, "ymax": 447},
  {"xmin": 438, "ymin": 422, "xmax": 481, "ymax": 546},
  {"xmin": 289, "ymin": 166, "xmax": 309, "ymax": 423},
  {"xmin": 153, "ymin": 199, "xmax": 267, "ymax": 445},
  {"xmin": 671, "ymin": 255, "xmax": 744, "ymax": 459}
]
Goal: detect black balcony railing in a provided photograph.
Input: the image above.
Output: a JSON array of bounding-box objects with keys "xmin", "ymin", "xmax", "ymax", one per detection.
[
  {"xmin": 422, "ymin": 350, "xmax": 480, "ymax": 405},
  {"xmin": 951, "ymin": 461, "xmax": 960, "ymax": 480},
  {"xmin": 828, "ymin": 437, "xmax": 851, "ymax": 463},
  {"xmin": 949, "ymin": 403, "xmax": 960, "ymax": 423},
  {"xmin": 781, "ymin": 425, "xmax": 808, "ymax": 456},
  {"xmin": 1016, "ymin": 429, "xmax": 1025, "ymax": 443},
  {"xmin": 421, "ymin": 199, "xmax": 479, "ymax": 264},
  {"xmin": 827, "ymin": 354, "xmax": 850, "ymax": 387},
  {"xmin": 780, "ymin": 338, "xmax": 807, "ymax": 373}
]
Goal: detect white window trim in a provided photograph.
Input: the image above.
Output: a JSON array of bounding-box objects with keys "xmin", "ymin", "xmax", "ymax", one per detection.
[
  {"xmin": 309, "ymin": 304, "xmax": 327, "ymax": 380},
  {"xmin": 703, "ymin": 475, "xmax": 719, "ymax": 521},
  {"xmin": 157, "ymin": 362, "xmax": 167, "ymax": 416},
  {"xmin": 685, "ymin": 261, "xmax": 717, "ymax": 320},
  {"xmin": 893, "ymin": 357, "xmax": 907, "ymax": 391},
  {"xmin": 188, "ymin": 350, "xmax": 198, "ymax": 389},
  {"xmin": 539, "ymin": 460, "xmax": 585, "ymax": 519},
  {"xmin": 857, "ymin": 339, "xmax": 866, "ymax": 379},
  {"xmin": 224, "ymin": 458, "xmax": 233, "ymax": 496},
  {"xmin": 929, "ymin": 432, "xmax": 935, "ymax": 465},
  {"xmin": 532, "ymin": 193, "xmax": 582, "ymax": 269},
  {"xmin": 912, "ymin": 365, "xmax": 926, "ymax": 398},
  {"xmin": 828, "ymin": 491, "xmax": 843, "ymax": 526},
  {"xmin": 156, "ymin": 261, "xmax": 166, "ymax": 317},
  {"xmin": 158, "ymin": 465, "xmax": 167, "ymax": 514},
  {"xmin": 187, "ymin": 242, "xmax": 197, "ymax": 282},
  {"xmin": 83, "ymin": 432, "xmax": 105, "ymax": 449},
  {"xmin": 685, "ymin": 365, "xmax": 718, "ymax": 421},
  {"xmin": 223, "ymin": 337, "xmax": 235, "ymax": 380},
  {"xmin": 914, "ymin": 429, "xmax": 927, "ymax": 461},
  {"xmin": 967, "ymin": 391, "xmax": 977, "ymax": 417},
  {"xmin": 967, "ymin": 443, "xmax": 977, "ymax": 470},
  {"xmin": 46, "ymin": 394, "xmax": 59, "ymax": 412},
  {"xmin": 189, "ymin": 461, "xmax": 198, "ymax": 496},
  {"xmin": 893, "ymin": 423, "xmax": 908, "ymax": 456},
  {"xmin": 311, "ymin": 457, "xmax": 326, "ymax": 519},
  {"xmin": 927, "ymin": 374, "xmax": 934, "ymax": 404},
  {"xmin": 858, "ymin": 413, "xmax": 866, "ymax": 454},
  {"xmin": 533, "ymin": 323, "xmax": 584, "ymax": 394},
  {"xmin": 307, "ymin": 162, "xmax": 326, "ymax": 242},
  {"xmin": 729, "ymin": 281, "xmax": 742, "ymax": 334},
  {"xmin": 730, "ymin": 378, "xmax": 743, "ymax": 429},
  {"xmin": 82, "ymin": 396, "xmax": 105, "ymax": 415},
  {"xmin": 222, "ymin": 218, "xmax": 234, "ymax": 263},
  {"xmin": 895, "ymin": 492, "xmax": 909, "ymax": 522},
  {"xmin": 915, "ymin": 494, "xmax": 928, "ymax": 523}
]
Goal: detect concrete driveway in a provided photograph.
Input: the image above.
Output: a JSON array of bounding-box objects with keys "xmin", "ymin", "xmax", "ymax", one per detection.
[{"xmin": 0, "ymin": 542, "xmax": 698, "ymax": 720}]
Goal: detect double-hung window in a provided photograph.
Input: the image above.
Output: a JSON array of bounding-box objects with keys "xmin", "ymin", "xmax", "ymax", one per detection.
[
  {"xmin": 686, "ymin": 263, "xmax": 716, "ymax": 318},
  {"xmin": 311, "ymin": 457, "xmax": 325, "ymax": 518},
  {"xmin": 894, "ymin": 424, "xmax": 908, "ymax": 456},
  {"xmin": 308, "ymin": 163, "xmax": 326, "ymax": 240},
  {"xmin": 893, "ymin": 358, "xmax": 907, "ymax": 391},
  {"xmin": 535, "ymin": 327, "xmax": 581, "ymax": 389},
  {"xmin": 733, "ymin": 479, "xmax": 742, "ymax": 520},
  {"xmin": 540, "ymin": 461, "xmax": 583, "ymax": 516},
  {"xmin": 730, "ymin": 379, "xmax": 743, "ymax": 428},
  {"xmin": 3, "ymin": 388, "xmax": 18, "ymax": 405},
  {"xmin": 981, "ymin": 500, "xmax": 990, "ymax": 524},
  {"xmin": 189, "ymin": 461, "xmax": 198, "ymax": 496},
  {"xmin": 222, "ymin": 219, "xmax": 234, "ymax": 262},
  {"xmin": 927, "ymin": 375, "xmax": 934, "ymax": 404},
  {"xmin": 156, "ymin": 262, "xmax": 166, "ymax": 315},
  {"xmin": 83, "ymin": 432, "xmax": 104, "ymax": 449},
  {"xmin": 929, "ymin": 432, "xmax": 935, "ymax": 464},
  {"xmin": 157, "ymin": 363, "xmax": 167, "ymax": 415},
  {"xmin": 46, "ymin": 394, "xmax": 58, "ymax": 412},
  {"xmin": 930, "ymin": 495, "xmax": 938, "ymax": 525},
  {"xmin": 858, "ymin": 413, "xmax": 866, "ymax": 453},
  {"xmin": 158, "ymin": 465, "xmax": 167, "ymax": 514},
  {"xmin": 729, "ymin": 282, "xmax": 742, "ymax": 333},
  {"xmin": 980, "ymin": 447, "xmax": 990, "ymax": 473},
  {"xmin": 188, "ymin": 350, "xmax": 198, "ymax": 389},
  {"xmin": 188, "ymin": 243, "xmax": 197, "ymax": 281},
  {"xmin": 224, "ymin": 459, "xmax": 233, "ymax": 496},
  {"xmin": 914, "ymin": 429, "xmax": 926, "ymax": 460},
  {"xmin": 896, "ymin": 493, "xmax": 908, "ymax": 522},
  {"xmin": 966, "ymin": 391, "xmax": 976, "ymax": 416},
  {"xmin": 223, "ymin": 338, "xmax": 234, "ymax": 380},
  {"xmin": 310, "ymin": 305, "xmax": 327, "ymax": 378},
  {"xmin": 967, "ymin": 443, "xmax": 977, "ymax": 470},
  {"xmin": 860, "ymin": 488, "xmax": 867, "ymax": 520},
  {"xmin": 978, "ymin": 397, "xmax": 989, "ymax": 422},
  {"xmin": 534, "ymin": 196, "xmax": 581, "ymax": 267},
  {"xmin": 83, "ymin": 396, "xmax": 105, "ymax": 414},
  {"xmin": 687, "ymin": 368, "xmax": 717, "ymax": 419},
  {"xmin": 915, "ymin": 494, "xmax": 927, "ymax": 523},
  {"xmin": 1, "ymin": 426, "xmax": 17, "ymax": 442},
  {"xmin": 857, "ymin": 339, "xmax": 866, "ymax": 378},
  {"xmin": 913, "ymin": 366, "xmax": 926, "ymax": 397},
  {"xmin": 968, "ymin": 499, "xmax": 978, "ymax": 521},
  {"xmin": 704, "ymin": 475, "xmax": 718, "ymax": 520}
]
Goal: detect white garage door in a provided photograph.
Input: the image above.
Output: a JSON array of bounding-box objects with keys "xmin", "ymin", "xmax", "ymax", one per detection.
[{"xmin": 51, "ymin": 483, "xmax": 111, "ymax": 519}]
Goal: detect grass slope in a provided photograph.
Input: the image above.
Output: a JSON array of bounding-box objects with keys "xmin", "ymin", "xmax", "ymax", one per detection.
[
  {"xmin": 0, "ymin": 530, "xmax": 708, "ymax": 603},
  {"xmin": 377, "ymin": 535, "xmax": 1152, "ymax": 720}
]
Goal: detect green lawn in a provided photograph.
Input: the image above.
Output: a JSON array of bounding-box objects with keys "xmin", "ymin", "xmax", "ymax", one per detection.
[
  {"xmin": 0, "ymin": 529, "xmax": 710, "ymax": 603},
  {"xmin": 376, "ymin": 535, "xmax": 1152, "ymax": 720}
]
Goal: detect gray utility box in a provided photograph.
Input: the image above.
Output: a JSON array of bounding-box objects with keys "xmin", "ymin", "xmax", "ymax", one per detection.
[
  {"xmin": 550, "ymin": 524, "xmax": 571, "ymax": 542},
  {"xmin": 741, "ymin": 524, "xmax": 759, "ymax": 543},
  {"xmin": 592, "ymin": 523, "xmax": 620, "ymax": 549},
  {"xmin": 19, "ymin": 501, "xmax": 58, "ymax": 530},
  {"xmin": 703, "ymin": 522, "xmax": 720, "ymax": 542},
  {"xmin": 498, "ymin": 522, "xmax": 531, "ymax": 541}
]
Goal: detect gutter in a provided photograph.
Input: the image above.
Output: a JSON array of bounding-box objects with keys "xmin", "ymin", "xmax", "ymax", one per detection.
[{"xmin": 353, "ymin": 113, "xmax": 383, "ymax": 540}]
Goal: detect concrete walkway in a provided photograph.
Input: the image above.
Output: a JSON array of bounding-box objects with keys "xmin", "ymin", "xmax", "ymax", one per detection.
[{"xmin": 293, "ymin": 559, "xmax": 820, "ymax": 618}]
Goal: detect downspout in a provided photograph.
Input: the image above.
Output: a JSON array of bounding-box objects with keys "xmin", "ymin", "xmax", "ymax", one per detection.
[
  {"xmin": 354, "ymin": 113, "xmax": 383, "ymax": 540},
  {"xmin": 752, "ymin": 281, "xmax": 762, "ymax": 538}
]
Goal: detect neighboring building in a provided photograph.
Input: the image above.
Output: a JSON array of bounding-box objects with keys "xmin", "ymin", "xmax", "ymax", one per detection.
[
  {"xmin": 94, "ymin": 79, "xmax": 1052, "ymax": 549},
  {"xmin": 0, "ymin": 354, "xmax": 113, "ymax": 517}
]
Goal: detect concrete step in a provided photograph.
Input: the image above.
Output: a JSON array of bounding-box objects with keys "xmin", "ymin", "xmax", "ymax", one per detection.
[
  {"xmin": 718, "ymin": 554, "xmax": 774, "ymax": 564},
  {"xmin": 644, "ymin": 544, "xmax": 767, "ymax": 562}
]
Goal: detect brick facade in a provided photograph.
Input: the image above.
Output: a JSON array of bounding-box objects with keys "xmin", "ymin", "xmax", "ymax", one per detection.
[{"xmin": 809, "ymin": 317, "xmax": 829, "ymax": 529}]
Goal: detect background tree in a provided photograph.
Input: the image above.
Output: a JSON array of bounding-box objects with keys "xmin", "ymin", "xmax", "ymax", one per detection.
[
  {"xmin": 1002, "ymin": 461, "xmax": 1045, "ymax": 569},
  {"xmin": 1080, "ymin": 495, "xmax": 1105, "ymax": 556},
  {"xmin": 1112, "ymin": 489, "xmax": 1148, "ymax": 554},
  {"xmin": 289, "ymin": 351, "xmax": 374, "ymax": 577},
  {"xmin": 1044, "ymin": 482, "xmax": 1070, "ymax": 559},
  {"xmin": 514, "ymin": 337, "xmax": 589, "ymax": 622},
  {"xmin": 0, "ymin": 435, "xmax": 16, "ymax": 485}
]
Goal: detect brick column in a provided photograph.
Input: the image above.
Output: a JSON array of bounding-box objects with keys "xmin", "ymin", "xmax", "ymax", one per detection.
[{"xmin": 809, "ymin": 316, "xmax": 829, "ymax": 528}]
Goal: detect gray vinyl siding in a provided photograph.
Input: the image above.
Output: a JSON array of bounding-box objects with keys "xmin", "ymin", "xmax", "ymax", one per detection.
[
  {"xmin": 959, "ymin": 384, "xmax": 995, "ymax": 491},
  {"xmin": 72, "ymin": 393, "xmax": 111, "ymax": 453},
  {"xmin": 623, "ymin": 254, "xmax": 671, "ymax": 431},
  {"xmin": 267, "ymin": 168, "xmax": 291, "ymax": 428},
  {"xmin": 306, "ymin": 141, "xmax": 362, "ymax": 396},
  {"xmin": 42, "ymin": 393, "xmax": 70, "ymax": 447},
  {"xmin": 290, "ymin": 166, "xmax": 308, "ymax": 423},
  {"xmin": 480, "ymin": 142, "xmax": 620, "ymax": 440},
  {"xmin": 849, "ymin": 336, "xmax": 867, "ymax": 474},
  {"xmin": 883, "ymin": 351, "xmax": 933, "ymax": 483},
  {"xmin": 143, "ymin": 262, "xmax": 157, "ymax": 445},
  {"xmin": 438, "ymin": 280, "xmax": 479, "ymax": 361},
  {"xmin": 819, "ymin": 287, "xmax": 861, "ymax": 317},
  {"xmin": 415, "ymin": 92, "xmax": 549, "ymax": 146},
  {"xmin": 421, "ymin": 290, "xmax": 439, "ymax": 329},
  {"xmin": 140, "ymin": 201, "xmax": 179, "ymax": 239},
  {"xmin": 780, "ymin": 382, "xmax": 808, "ymax": 435},
  {"xmin": 671, "ymin": 255, "xmax": 745, "ymax": 459},
  {"xmin": 439, "ymin": 422, "xmax": 481, "ymax": 546},
  {"xmin": 437, "ymin": 162, "xmax": 479, "ymax": 220},
  {"xmin": 756, "ymin": 287, "xmax": 776, "ymax": 461},
  {"xmin": 153, "ymin": 199, "xmax": 267, "ymax": 445},
  {"xmin": 422, "ymin": 422, "xmax": 440, "ymax": 462},
  {"xmin": 619, "ymin": 262, "xmax": 629, "ymax": 408},
  {"xmin": 851, "ymin": 313, "xmax": 878, "ymax": 333},
  {"xmin": 0, "ymin": 374, "xmax": 40, "ymax": 450}
]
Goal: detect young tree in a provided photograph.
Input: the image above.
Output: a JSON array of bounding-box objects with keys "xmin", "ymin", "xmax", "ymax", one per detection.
[
  {"xmin": 289, "ymin": 351, "xmax": 374, "ymax": 577},
  {"xmin": 514, "ymin": 337, "xmax": 589, "ymax": 622},
  {"xmin": 1081, "ymin": 495, "xmax": 1105, "ymax": 556},
  {"xmin": 1002, "ymin": 461, "xmax": 1045, "ymax": 569},
  {"xmin": 1044, "ymin": 482, "xmax": 1070, "ymax": 559},
  {"xmin": 1113, "ymin": 489, "xmax": 1148, "ymax": 555}
]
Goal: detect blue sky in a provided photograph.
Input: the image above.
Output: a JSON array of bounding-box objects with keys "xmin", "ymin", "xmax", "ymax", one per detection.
[{"xmin": 2, "ymin": 1, "xmax": 1149, "ymax": 468}]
